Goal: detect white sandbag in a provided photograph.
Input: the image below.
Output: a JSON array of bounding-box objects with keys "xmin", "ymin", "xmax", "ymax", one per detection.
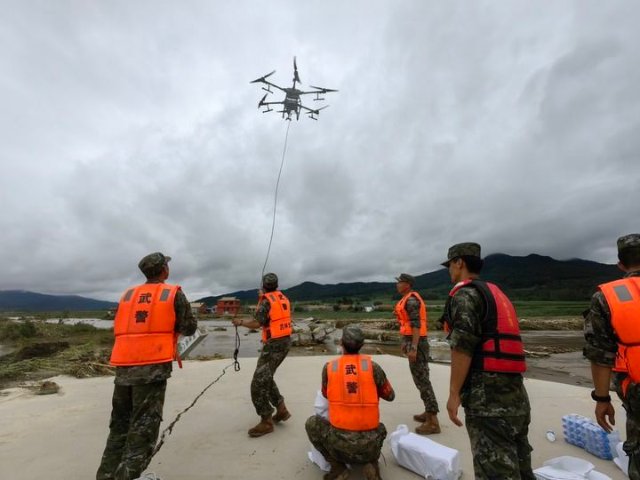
[
  {"xmin": 389, "ymin": 424, "xmax": 461, "ymax": 480},
  {"xmin": 613, "ymin": 441, "xmax": 630, "ymax": 477}
]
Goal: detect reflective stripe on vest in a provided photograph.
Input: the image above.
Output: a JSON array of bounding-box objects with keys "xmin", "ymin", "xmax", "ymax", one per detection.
[
  {"xmin": 110, "ymin": 283, "xmax": 179, "ymax": 366},
  {"xmin": 394, "ymin": 291, "xmax": 427, "ymax": 336},
  {"xmin": 261, "ymin": 291, "xmax": 292, "ymax": 342},
  {"xmin": 327, "ymin": 354, "xmax": 379, "ymax": 431},
  {"xmin": 449, "ymin": 280, "xmax": 526, "ymax": 373},
  {"xmin": 599, "ymin": 277, "xmax": 640, "ymax": 395}
]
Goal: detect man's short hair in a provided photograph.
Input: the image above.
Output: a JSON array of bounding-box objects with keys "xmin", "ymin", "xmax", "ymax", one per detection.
[
  {"xmin": 342, "ymin": 325, "xmax": 365, "ymax": 353},
  {"xmin": 461, "ymin": 255, "xmax": 484, "ymax": 274},
  {"xmin": 617, "ymin": 234, "xmax": 640, "ymax": 268},
  {"xmin": 619, "ymin": 249, "xmax": 640, "ymax": 269}
]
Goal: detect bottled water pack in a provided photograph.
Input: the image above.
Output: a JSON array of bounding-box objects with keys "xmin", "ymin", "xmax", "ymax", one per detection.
[{"xmin": 562, "ymin": 414, "xmax": 620, "ymax": 460}]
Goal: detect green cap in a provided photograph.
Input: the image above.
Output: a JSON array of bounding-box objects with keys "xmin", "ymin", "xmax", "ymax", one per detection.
[
  {"xmin": 342, "ymin": 325, "xmax": 365, "ymax": 350},
  {"xmin": 617, "ymin": 234, "xmax": 640, "ymax": 254},
  {"xmin": 138, "ymin": 252, "xmax": 171, "ymax": 277},
  {"xmin": 441, "ymin": 242, "xmax": 481, "ymax": 267},
  {"xmin": 395, "ymin": 273, "xmax": 415, "ymax": 285},
  {"xmin": 262, "ymin": 272, "xmax": 279, "ymax": 290}
]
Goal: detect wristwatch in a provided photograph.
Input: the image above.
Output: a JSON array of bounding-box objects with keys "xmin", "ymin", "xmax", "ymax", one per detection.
[{"xmin": 591, "ymin": 390, "xmax": 612, "ymax": 403}]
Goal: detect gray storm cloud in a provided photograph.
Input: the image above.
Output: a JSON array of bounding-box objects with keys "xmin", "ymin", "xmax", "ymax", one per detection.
[{"xmin": 1, "ymin": 0, "xmax": 639, "ymax": 300}]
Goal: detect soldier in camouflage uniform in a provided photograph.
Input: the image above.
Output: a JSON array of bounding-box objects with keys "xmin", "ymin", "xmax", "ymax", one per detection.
[
  {"xmin": 584, "ymin": 234, "xmax": 640, "ymax": 480},
  {"xmin": 442, "ymin": 243, "xmax": 534, "ymax": 480},
  {"xmin": 394, "ymin": 273, "xmax": 441, "ymax": 434},
  {"xmin": 97, "ymin": 252, "xmax": 197, "ymax": 480},
  {"xmin": 232, "ymin": 272, "xmax": 291, "ymax": 437},
  {"xmin": 306, "ymin": 325, "xmax": 395, "ymax": 480}
]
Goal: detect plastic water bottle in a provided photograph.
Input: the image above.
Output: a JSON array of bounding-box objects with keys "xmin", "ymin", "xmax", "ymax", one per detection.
[{"xmin": 562, "ymin": 413, "xmax": 621, "ymax": 460}]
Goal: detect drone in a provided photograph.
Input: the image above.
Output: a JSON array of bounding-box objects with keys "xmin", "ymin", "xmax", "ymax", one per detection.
[{"xmin": 250, "ymin": 57, "xmax": 337, "ymax": 121}]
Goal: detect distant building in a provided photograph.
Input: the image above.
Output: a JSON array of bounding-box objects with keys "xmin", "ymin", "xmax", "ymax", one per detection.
[
  {"xmin": 216, "ymin": 297, "xmax": 241, "ymax": 316},
  {"xmin": 190, "ymin": 302, "xmax": 208, "ymax": 316}
]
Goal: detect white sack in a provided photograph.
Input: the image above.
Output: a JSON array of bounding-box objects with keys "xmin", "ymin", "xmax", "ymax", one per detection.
[{"xmin": 389, "ymin": 424, "xmax": 461, "ymax": 480}]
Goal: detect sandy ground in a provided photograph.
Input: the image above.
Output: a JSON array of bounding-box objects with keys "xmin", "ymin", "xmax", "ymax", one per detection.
[{"xmin": 0, "ymin": 355, "xmax": 627, "ymax": 480}]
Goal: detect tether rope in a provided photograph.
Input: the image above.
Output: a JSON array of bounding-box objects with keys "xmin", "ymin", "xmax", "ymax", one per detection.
[
  {"xmin": 148, "ymin": 122, "xmax": 291, "ymax": 466},
  {"xmin": 260, "ymin": 120, "xmax": 291, "ymax": 279}
]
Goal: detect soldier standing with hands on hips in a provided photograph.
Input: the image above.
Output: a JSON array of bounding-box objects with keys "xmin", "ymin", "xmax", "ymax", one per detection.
[{"xmin": 394, "ymin": 273, "xmax": 441, "ymax": 435}]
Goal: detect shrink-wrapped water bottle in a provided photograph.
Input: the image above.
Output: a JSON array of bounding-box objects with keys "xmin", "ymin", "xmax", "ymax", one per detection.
[{"xmin": 561, "ymin": 413, "xmax": 620, "ymax": 460}]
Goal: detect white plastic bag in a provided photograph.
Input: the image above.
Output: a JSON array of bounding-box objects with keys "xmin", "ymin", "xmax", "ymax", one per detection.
[
  {"xmin": 533, "ymin": 456, "xmax": 611, "ymax": 480},
  {"xmin": 613, "ymin": 441, "xmax": 630, "ymax": 477},
  {"xmin": 308, "ymin": 445, "xmax": 331, "ymax": 472},
  {"xmin": 389, "ymin": 424, "xmax": 461, "ymax": 480},
  {"xmin": 308, "ymin": 390, "xmax": 331, "ymax": 471},
  {"xmin": 314, "ymin": 389, "xmax": 329, "ymax": 419}
]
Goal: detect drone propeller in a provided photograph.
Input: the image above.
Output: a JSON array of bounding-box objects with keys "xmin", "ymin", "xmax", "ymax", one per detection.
[
  {"xmin": 293, "ymin": 56, "xmax": 301, "ymax": 84},
  {"xmin": 250, "ymin": 70, "xmax": 276, "ymax": 84},
  {"xmin": 309, "ymin": 85, "xmax": 338, "ymax": 93},
  {"xmin": 258, "ymin": 93, "xmax": 268, "ymax": 108}
]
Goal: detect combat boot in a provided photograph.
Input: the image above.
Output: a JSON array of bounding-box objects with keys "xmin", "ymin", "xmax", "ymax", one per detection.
[
  {"xmin": 415, "ymin": 412, "xmax": 441, "ymax": 435},
  {"xmin": 248, "ymin": 415, "xmax": 274, "ymax": 437},
  {"xmin": 272, "ymin": 400, "xmax": 291, "ymax": 423},
  {"xmin": 323, "ymin": 460, "xmax": 349, "ymax": 480},
  {"xmin": 362, "ymin": 461, "xmax": 382, "ymax": 480},
  {"xmin": 413, "ymin": 411, "xmax": 428, "ymax": 422}
]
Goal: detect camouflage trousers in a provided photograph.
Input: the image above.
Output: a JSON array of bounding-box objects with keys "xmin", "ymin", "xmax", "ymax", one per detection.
[
  {"xmin": 96, "ymin": 381, "xmax": 166, "ymax": 480},
  {"xmin": 251, "ymin": 338, "xmax": 290, "ymax": 417},
  {"xmin": 305, "ymin": 415, "xmax": 387, "ymax": 465},
  {"xmin": 403, "ymin": 336, "xmax": 439, "ymax": 413},
  {"xmin": 623, "ymin": 383, "xmax": 640, "ymax": 480},
  {"xmin": 465, "ymin": 413, "xmax": 535, "ymax": 480}
]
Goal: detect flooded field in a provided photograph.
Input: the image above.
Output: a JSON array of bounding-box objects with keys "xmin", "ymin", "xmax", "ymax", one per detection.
[{"xmin": 0, "ymin": 316, "xmax": 592, "ymax": 387}]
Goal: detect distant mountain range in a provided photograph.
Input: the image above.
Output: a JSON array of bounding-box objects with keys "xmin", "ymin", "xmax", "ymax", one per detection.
[
  {"xmin": 0, "ymin": 254, "xmax": 623, "ymax": 312},
  {"xmin": 0, "ymin": 290, "xmax": 117, "ymax": 312},
  {"xmin": 198, "ymin": 253, "xmax": 622, "ymax": 305}
]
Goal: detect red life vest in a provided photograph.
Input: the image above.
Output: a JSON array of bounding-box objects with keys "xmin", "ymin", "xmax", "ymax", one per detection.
[
  {"xmin": 261, "ymin": 291, "xmax": 292, "ymax": 342},
  {"xmin": 598, "ymin": 277, "xmax": 640, "ymax": 396},
  {"xmin": 394, "ymin": 291, "xmax": 427, "ymax": 336},
  {"xmin": 448, "ymin": 280, "xmax": 526, "ymax": 373},
  {"xmin": 327, "ymin": 354, "xmax": 379, "ymax": 431},
  {"xmin": 110, "ymin": 283, "xmax": 179, "ymax": 366}
]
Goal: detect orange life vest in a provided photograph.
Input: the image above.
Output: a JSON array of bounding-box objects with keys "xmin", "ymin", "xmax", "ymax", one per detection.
[
  {"xmin": 599, "ymin": 277, "xmax": 640, "ymax": 396},
  {"xmin": 110, "ymin": 283, "xmax": 179, "ymax": 366},
  {"xmin": 261, "ymin": 291, "xmax": 292, "ymax": 342},
  {"xmin": 327, "ymin": 354, "xmax": 379, "ymax": 431},
  {"xmin": 394, "ymin": 291, "xmax": 427, "ymax": 336},
  {"xmin": 447, "ymin": 280, "xmax": 526, "ymax": 373}
]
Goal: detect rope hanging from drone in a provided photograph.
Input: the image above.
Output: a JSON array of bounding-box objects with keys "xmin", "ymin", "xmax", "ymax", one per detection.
[{"xmin": 261, "ymin": 120, "xmax": 291, "ymax": 279}]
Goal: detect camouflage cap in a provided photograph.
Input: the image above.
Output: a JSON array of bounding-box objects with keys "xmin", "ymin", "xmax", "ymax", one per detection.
[
  {"xmin": 262, "ymin": 272, "xmax": 279, "ymax": 290},
  {"xmin": 441, "ymin": 242, "xmax": 481, "ymax": 267},
  {"xmin": 342, "ymin": 324, "xmax": 365, "ymax": 350},
  {"xmin": 138, "ymin": 252, "xmax": 171, "ymax": 277},
  {"xmin": 617, "ymin": 234, "xmax": 640, "ymax": 253},
  {"xmin": 395, "ymin": 273, "xmax": 415, "ymax": 285}
]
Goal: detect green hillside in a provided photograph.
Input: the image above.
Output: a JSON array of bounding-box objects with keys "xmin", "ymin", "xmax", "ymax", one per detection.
[{"xmin": 198, "ymin": 253, "xmax": 621, "ymax": 305}]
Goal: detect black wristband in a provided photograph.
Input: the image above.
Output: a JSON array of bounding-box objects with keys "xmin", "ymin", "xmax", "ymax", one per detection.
[{"xmin": 591, "ymin": 390, "xmax": 611, "ymax": 403}]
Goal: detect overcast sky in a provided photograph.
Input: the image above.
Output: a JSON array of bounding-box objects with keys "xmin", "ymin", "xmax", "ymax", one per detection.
[{"xmin": 1, "ymin": 1, "xmax": 639, "ymax": 301}]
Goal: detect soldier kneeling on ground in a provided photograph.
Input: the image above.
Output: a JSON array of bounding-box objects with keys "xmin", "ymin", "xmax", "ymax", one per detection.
[{"xmin": 305, "ymin": 325, "xmax": 395, "ymax": 480}]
